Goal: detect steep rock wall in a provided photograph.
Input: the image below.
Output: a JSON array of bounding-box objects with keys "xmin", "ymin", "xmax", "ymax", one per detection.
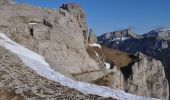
[{"xmin": 0, "ymin": 3, "xmax": 99, "ymax": 76}]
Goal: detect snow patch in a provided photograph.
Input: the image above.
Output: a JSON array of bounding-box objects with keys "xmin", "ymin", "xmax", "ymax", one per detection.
[
  {"xmin": 0, "ymin": 33, "xmax": 159, "ymax": 100},
  {"xmin": 105, "ymin": 62, "xmax": 111, "ymax": 69},
  {"xmin": 89, "ymin": 43, "xmax": 101, "ymax": 48},
  {"xmin": 95, "ymin": 51, "xmax": 99, "ymax": 57},
  {"xmin": 29, "ymin": 23, "xmax": 37, "ymax": 25}
]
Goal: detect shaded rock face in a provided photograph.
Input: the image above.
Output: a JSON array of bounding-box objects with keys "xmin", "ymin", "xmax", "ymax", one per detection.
[
  {"xmin": 125, "ymin": 53, "xmax": 169, "ymax": 100},
  {"xmin": 0, "ymin": 3, "xmax": 99, "ymax": 77},
  {"xmin": 86, "ymin": 44, "xmax": 169, "ymax": 99},
  {"xmin": 98, "ymin": 28, "xmax": 170, "ymax": 99},
  {"xmin": 83, "ymin": 28, "xmax": 98, "ymax": 48},
  {"xmin": 88, "ymin": 29, "xmax": 98, "ymax": 43},
  {"xmin": 95, "ymin": 53, "xmax": 169, "ymax": 100}
]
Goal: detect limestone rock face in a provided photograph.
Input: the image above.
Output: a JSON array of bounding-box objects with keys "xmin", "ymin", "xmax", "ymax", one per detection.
[
  {"xmin": 60, "ymin": 3, "xmax": 91, "ymax": 47},
  {"xmin": 61, "ymin": 3, "xmax": 88, "ymax": 34},
  {"xmin": 88, "ymin": 29, "xmax": 98, "ymax": 43},
  {"xmin": 0, "ymin": 3, "xmax": 99, "ymax": 77},
  {"xmin": 111, "ymin": 53, "xmax": 169, "ymax": 100},
  {"xmin": 87, "ymin": 45, "xmax": 169, "ymax": 99},
  {"xmin": 127, "ymin": 53, "xmax": 168, "ymax": 100}
]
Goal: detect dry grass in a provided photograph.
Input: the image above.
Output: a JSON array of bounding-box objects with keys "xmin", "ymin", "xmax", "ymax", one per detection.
[
  {"xmin": 102, "ymin": 46, "xmax": 132, "ymax": 68},
  {"xmin": 86, "ymin": 46, "xmax": 133, "ymax": 68},
  {"xmin": 92, "ymin": 73, "xmax": 114, "ymax": 87},
  {"xmin": 86, "ymin": 46, "xmax": 98, "ymax": 59}
]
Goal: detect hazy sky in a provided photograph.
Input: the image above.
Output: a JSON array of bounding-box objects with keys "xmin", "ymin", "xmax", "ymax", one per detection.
[{"xmin": 14, "ymin": 0, "xmax": 170, "ymax": 35}]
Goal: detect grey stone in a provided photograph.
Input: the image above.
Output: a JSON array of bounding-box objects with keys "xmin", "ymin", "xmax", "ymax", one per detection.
[
  {"xmin": 0, "ymin": 3, "xmax": 100, "ymax": 76},
  {"xmin": 88, "ymin": 29, "xmax": 98, "ymax": 43},
  {"xmin": 110, "ymin": 53, "xmax": 169, "ymax": 100}
]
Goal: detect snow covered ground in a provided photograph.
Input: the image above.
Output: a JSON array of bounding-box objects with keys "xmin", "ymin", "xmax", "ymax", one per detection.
[
  {"xmin": 0, "ymin": 33, "xmax": 159, "ymax": 100},
  {"xmin": 104, "ymin": 62, "xmax": 111, "ymax": 69},
  {"xmin": 29, "ymin": 22, "xmax": 37, "ymax": 25},
  {"xmin": 89, "ymin": 43, "xmax": 101, "ymax": 48},
  {"xmin": 95, "ymin": 51, "xmax": 99, "ymax": 57}
]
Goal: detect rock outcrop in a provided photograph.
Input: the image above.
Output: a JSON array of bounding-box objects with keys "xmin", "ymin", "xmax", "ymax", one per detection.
[
  {"xmin": 125, "ymin": 53, "xmax": 168, "ymax": 100},
  {"xmin": 98, "ymin": 28, "xmax": 170, "ymax": 99},
  {"xmin": 0, "ymin": 3, "xmax": 100, "ymax": 77},
  {"xmin": 61, "ymin": 3, "xmax": 88, "ymax": 34},
  {"xmin": 88, "ymin": 29, "xmax": 98, "ymax": 43},
  {"xmin": 93, "ymin": 52, "xmax": 169, "ymax": 100}
]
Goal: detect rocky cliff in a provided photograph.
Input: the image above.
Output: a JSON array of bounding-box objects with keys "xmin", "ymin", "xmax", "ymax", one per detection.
[
  {"xmin": 98, "ymin": 28, "xmax": 170, "ymax": 99},
  {"xmin": 89, "ymin": 45, "xmax": 169, "ymax": 99},
  {"xmin": 0, "ymin": 2, "xmax": 101, "ymax": 77},
  {"xmin": 125, "ymin": 53, "xmax": 168, "ymax": 100},
  {"xmin": 0, "ymin": 2, "xmax": 116, "ymax": 97},
  {"xmin": 0, "ymin": 1, "xmax": 168, "ymax": 100},
  {"xmin": 88, "ymin": 29, "xmax": 98, "ymax": 43}
]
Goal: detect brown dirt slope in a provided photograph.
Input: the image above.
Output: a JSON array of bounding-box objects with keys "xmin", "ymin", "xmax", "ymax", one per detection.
[{"xmin": 87, "ymin": 45, "xmax": 135, "ymax": 68}]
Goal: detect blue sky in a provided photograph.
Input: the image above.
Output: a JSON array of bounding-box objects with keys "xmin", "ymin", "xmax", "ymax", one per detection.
[{"xmin": 14, "ymin": 0, "xmax": 170, "ymax": 35}]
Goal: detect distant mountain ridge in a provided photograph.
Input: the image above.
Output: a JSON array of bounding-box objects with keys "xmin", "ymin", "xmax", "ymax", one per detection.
[
  {"xmin": 143, "ymin": 28, "xmax": 170, "ymax": 40},
  {"xmin": 98, "ymin": 28, "xmax": 170, "ymax": 51}
]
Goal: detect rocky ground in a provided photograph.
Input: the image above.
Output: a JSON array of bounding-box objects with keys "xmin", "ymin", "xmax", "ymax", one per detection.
[{"xmin": 0, "ymin": 46, "xmax": 114, "ymax": 100}]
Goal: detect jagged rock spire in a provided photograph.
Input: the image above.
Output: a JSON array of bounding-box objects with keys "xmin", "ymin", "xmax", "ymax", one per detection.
[
  {"xmin": 60, "ymin": 3, "xmax": 88, "ymax": 34},
  {"xmin": 88, "ymin": 29, "xmax": 98, "ymax": 43}
]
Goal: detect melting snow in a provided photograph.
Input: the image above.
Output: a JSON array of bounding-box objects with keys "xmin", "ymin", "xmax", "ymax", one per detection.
[
  {"xmin": 89, "ymin": 43, "xmax": 101, "ymax": 48},
  {"xmin": 95, "ymin": 51, "xmax": 99, "ymax": 57},
  {"xmin": 0, "ymin": 33, "xmax": 159, "ymax": 100},
  {"xmin": 29, "ymin": 23, "xmax": 37, "ymax": 25},
  {"xmin": 105, "ymin": 62, "xmax": 111, "ymax": 69}
]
